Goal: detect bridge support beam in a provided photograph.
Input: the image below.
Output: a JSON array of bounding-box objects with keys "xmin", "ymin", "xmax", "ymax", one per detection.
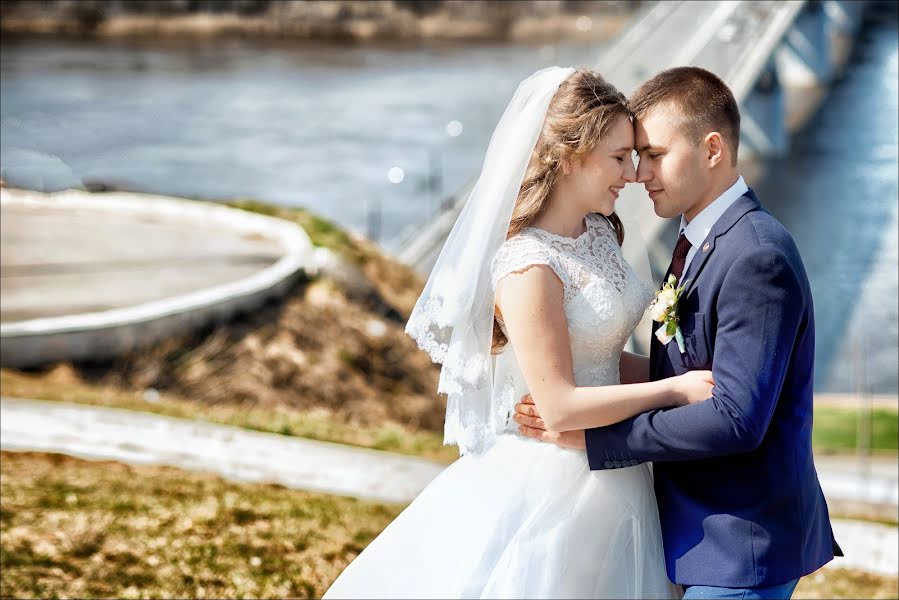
[
  {"xmin": 776, "ymin": 0, "xmax": 833, "ymax": 88},
  {"xmin": 739, "ymin": 60, "xmax": 789, "ymax": 161},
  {"xmin": 825, "ymin": 0, "xmax": 867, "ymax": 78},
  {"xmin": 825, "ymin": 0, "xmax": 866, "ymax": 37}
]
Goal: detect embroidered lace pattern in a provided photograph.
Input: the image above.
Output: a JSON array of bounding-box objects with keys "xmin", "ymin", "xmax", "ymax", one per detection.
[
  {"xmin": 406, "ymin": 212, "xmax": 654, "ymax": 455},
  {"xmin": 492, "ymin": 212, "xmax": 654, "ymax": 387}
]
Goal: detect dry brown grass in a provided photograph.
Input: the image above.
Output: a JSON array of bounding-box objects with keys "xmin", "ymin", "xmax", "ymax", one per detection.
[
  {"xmin": 79, "ymin": 276, "xmax": 445, "ymax": 432},
  {"xmin": 1, "ymin": 198, "xmax": 458, "ymax": 461},
  {"xmin": 2, "ymin": 452, "xmax": 896, "ymax": 599},
  {"xmin": 0, "ymin": 451, "xmax": 403, "ymax": 599},
  {"xmin": 794, "ymin": 566, "xmax": 899, "ymax": 599}
]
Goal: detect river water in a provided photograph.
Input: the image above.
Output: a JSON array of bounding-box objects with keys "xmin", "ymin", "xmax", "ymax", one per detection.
[
  {"xmin": 754, "ymin": 2, "xmax": 897, "ymax": 395},
  {"xmin": 0, "ymin": 6, "xmax": 896, "ymax": 394},
  {"xmin": 0, "ymin": 36, "xmax": 605, "ymax": 245}
]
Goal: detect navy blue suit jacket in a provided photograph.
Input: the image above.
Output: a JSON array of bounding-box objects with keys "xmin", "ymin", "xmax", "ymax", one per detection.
[{"xmin": 585, "ymin": 190, "xmax": 841, "ymax": 587}]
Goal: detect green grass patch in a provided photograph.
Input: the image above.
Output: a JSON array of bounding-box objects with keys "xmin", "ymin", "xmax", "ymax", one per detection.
[
  {"xmin": 225, "ymin": 198, "xmax": 368, "ymax": 265},
  {"xmin": 0, "ymin": 369, "xmax": 456, "ymax": 464},
  {"xmin": 0, "ymin": 451, "xmax": 403, "ymax": 598},
  {"xmin": 813, "ymin": 406, "xmax": 898, "ymax": 454},
  {"xmin": 5, "ymin": 368, "xmax": 893, "ymax": 466}
]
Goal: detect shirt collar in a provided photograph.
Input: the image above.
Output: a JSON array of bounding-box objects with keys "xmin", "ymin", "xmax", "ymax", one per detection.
[{"xmin": 679, "ymin": 176, "xmax": 749, "ymax": 248}]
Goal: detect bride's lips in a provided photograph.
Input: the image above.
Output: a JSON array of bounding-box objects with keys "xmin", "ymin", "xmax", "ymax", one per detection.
[{"xmin": 610, "ymin": 187, "xmax": 622, "ymax": 199}]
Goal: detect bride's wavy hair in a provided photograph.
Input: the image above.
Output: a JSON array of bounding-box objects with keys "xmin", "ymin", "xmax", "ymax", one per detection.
[{"xmin": 493, "ymin": 68, "xmax": 631, "ymax": 353}]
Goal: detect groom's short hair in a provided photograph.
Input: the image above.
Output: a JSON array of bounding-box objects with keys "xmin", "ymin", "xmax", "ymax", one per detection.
[{"xmin": 630, "ymin": 67, "xmax": 741, "ymax": 165}]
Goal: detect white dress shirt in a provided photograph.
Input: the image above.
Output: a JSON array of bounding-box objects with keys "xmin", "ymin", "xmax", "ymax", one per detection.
[{"xmin": 680, "ymin": 176, "xmax": 749, "ymax": 273}]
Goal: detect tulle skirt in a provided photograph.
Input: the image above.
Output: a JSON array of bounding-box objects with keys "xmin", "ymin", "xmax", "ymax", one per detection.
[{"xmin": 324, "ymin": 434, "xmax": 681, "ymax": 599}]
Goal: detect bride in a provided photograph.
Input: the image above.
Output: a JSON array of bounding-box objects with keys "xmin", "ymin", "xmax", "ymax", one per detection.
[{"xmin": 324, "ymin": 67, "xmax": 713, "ymax": 599}]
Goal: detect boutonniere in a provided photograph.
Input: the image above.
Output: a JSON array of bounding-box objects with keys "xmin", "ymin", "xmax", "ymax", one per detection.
[{"xmin": 649, "ymin": 274, "xmax": 688, "ymax": 353}]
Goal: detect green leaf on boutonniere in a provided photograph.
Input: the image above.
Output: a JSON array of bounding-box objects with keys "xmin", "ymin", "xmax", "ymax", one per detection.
[{"xmin": 666, "ymin": 320, "xmax": 677, "ymax": 336}]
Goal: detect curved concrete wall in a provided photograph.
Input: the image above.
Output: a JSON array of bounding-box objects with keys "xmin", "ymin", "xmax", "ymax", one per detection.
[{"xmin": 0, "ymin": 188, "xmax": 316, "ymax": 367}]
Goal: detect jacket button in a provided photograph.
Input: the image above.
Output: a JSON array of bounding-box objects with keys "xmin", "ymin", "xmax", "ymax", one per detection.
[
  {"xmin": 604, "ymin": 461, "xmax": 613, "ymax": 468},
  {"xmin": 613, "ymin": 461, "xmax": 622, "ymax": 468}
]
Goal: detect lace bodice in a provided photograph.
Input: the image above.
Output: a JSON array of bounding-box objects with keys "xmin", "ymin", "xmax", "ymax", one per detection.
[{"xmin": 489, "ymin": 213, "xmax": 654, "ymax": 431}]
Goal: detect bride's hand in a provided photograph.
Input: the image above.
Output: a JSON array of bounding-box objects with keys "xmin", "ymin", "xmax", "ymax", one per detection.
[
  {"xmin": 514, "ymin": 395, "xmax": 586, "ymax": 450},
  {"xmin": 673, "ymin": 370, "xmax": 714, "ymax": 406}
]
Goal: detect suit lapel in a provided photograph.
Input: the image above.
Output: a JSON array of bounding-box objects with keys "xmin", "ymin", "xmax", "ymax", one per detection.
[
  {"xmin": 680, "ymin": 237, "xmax": 715, "ymax": 297},
  {"xmin": 681, "ymin": 189, "xmax": 762, "ymax": 298},
  {"xmin": 648, "ymin": 189, "xmax": 763, "ymax": 378}
]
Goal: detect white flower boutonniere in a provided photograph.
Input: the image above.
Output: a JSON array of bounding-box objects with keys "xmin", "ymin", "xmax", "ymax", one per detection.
[{"xmin": 649, "ymin": 274, "xmax": 688, "ymax": 353}]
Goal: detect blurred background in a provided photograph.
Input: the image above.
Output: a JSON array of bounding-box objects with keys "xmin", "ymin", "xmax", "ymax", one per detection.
[{"xmin": 0, "ymin": 1, "xmax": 896, "ymax": 598}]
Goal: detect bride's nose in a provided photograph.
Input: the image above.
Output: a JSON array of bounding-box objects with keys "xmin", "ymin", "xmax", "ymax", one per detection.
[{"xmin": 622, "ymin": 157, "xmax": 637, "ymax": 183}]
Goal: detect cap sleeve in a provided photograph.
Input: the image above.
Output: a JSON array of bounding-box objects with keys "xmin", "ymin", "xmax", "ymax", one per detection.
[{"xmin": 491, "ymin": 233, "xmax": 564, "ymax": 291}]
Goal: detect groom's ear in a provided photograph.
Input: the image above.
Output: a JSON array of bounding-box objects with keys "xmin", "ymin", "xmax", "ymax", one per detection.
[{"xmin": 704, "ymin": 131, "xmax": 726, "ymax": 168}]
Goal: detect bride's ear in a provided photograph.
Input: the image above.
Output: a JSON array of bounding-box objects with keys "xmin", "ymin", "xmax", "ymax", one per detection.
[{"xmin": 561, "ymin": 157, "xmax": 573, "ymax": 176}]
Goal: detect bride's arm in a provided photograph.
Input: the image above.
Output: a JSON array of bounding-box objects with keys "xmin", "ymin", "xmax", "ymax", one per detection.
[
  {"xmin": 496, "ymin": 265, "xmax": 698, "ymax": 433},
  {"xmin": 619, "ymin": 351, "xmax": 650, "ymax": 384}
]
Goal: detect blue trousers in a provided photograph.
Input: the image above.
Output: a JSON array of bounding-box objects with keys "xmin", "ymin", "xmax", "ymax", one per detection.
[{"xmin": 682, "ymin": 579, "xmax": 800, "ymax": 600}]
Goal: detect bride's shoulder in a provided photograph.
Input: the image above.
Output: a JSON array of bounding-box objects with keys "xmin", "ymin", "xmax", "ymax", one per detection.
[{"xmin": 491, "ymin": 231, "xmax": 561, "ymax": 289}]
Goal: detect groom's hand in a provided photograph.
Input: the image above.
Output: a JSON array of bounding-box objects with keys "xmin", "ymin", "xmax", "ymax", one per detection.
[{"xmin": 513, "ymin": 394, "xmax": 586, "ymax": 450}]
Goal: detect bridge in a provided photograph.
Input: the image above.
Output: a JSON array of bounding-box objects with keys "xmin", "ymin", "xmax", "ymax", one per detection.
[{"xmin": 397, "ymin": 0, "xmax": 867, "ymax": 284}]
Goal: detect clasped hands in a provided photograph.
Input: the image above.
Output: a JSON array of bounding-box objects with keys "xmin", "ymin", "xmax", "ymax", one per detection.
[
  {"xmin": 513, "ymin": 370, "xmax": 715, "ymax": 450},
  {"xmin": 513, "ymin": 395, "xmax": 586, "ymax": 450}
]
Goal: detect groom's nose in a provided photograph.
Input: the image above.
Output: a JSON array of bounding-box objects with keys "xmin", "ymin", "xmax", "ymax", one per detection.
[{"xmin": 636, "ymin": 160, "xmax": 652, "ymax": 184}]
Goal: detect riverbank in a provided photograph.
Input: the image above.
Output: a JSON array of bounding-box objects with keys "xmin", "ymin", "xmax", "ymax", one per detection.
[
  {"xmin": 1, "ymin": 195, "xmax": 894, "ymax": 463},
  {"xmin": 1, "ymin": 194, "xmax": 446, "ymax": 450},
  {"xmin": 0, "ymin": 1, "xmax": 634, "ymax": 43}
]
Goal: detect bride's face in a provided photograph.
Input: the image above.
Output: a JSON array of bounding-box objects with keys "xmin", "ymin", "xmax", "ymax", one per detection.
[{"xmin": 566, "ymin": 113, "xmax": 636, "ymax": 216}]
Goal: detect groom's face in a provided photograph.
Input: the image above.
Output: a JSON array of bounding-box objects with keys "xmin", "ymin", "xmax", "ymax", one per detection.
[{"xmin": 634, "ymin": 104, "xmax": 709, "ymax": 220}]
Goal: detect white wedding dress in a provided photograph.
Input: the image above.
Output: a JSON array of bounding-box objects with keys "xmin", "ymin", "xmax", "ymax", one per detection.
[{"xmin": 325, "ymin": 213, "xmax": 679, "ymax": 599}]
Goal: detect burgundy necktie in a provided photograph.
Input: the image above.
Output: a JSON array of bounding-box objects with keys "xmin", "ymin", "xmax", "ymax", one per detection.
[{"xmin": 665, "ymin": 233, "xmax": 692, "ymax": 284}]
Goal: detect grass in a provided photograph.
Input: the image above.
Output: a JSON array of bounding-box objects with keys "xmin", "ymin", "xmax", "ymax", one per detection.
[
  {"xmin": 224, "ymin": 195, "xmax": 426, "ymax": 324},
  {"xmin": 4, "ymin": 368, "xmax": 896, "ymax": 465},
  {"xmin": 0, "ymin": 451, "xmax": 403, "ymax": 599},
  {"xmin": 0, "ymin": 369, "xmax": 457, "ymax": 464},
  {"xmin": 794, "ymin": 567, "xmax": 899, "ymax": 599},
  {"xmin": 224, "ymin": 198, "xmax": 368, "ymax": 265},
  {"xmin": 813, "ymin": 406, "xmax": 899, "ymax": 454},
  {"xmin": 2, "ymin": 452, "xmax": 896, "ymax": 600}
]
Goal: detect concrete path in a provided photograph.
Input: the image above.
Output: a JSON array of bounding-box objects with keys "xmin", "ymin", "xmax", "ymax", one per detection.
[
  {"xmin": 830, "ymin": 518, "xmax": 898, "ymax": 576},
  {"xmin": 0, "ymin": 397, "xmax": 445, "ymax": 505},
  {"xmin": 1, "ymin": 396, "xmax": 896, "ymax": 575},
  {"xmin": 814, "ymin": 453, "xmax": 899, "ymax": 507}
]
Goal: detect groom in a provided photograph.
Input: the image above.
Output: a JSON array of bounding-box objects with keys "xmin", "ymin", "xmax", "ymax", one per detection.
[{"xmin": 514, "ymin": 67, "xmax": 841, "ymax": 598}]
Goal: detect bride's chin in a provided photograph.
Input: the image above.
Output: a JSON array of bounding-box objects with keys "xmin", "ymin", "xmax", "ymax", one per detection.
[{"xmin": 595, "ymin": 202, "xmax": 615, "ymax": 216}]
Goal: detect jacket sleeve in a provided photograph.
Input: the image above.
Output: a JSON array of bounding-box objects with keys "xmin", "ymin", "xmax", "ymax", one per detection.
[{"xmin": 585, "ymin": 245, "xmax": 805, "ymax": 470}]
